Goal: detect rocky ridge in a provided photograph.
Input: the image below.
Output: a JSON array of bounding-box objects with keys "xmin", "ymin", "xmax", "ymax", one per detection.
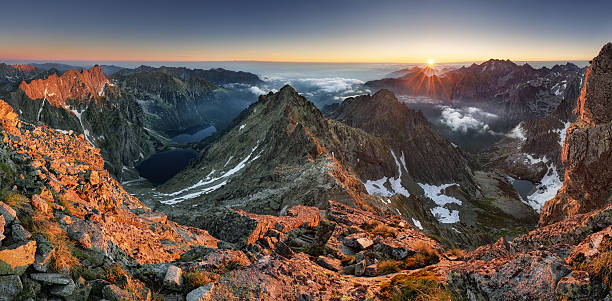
[{"xmin": 113, "ymin": 65, "xmax": 263, "ymax": 86}]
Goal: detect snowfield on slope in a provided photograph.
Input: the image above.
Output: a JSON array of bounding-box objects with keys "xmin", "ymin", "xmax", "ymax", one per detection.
[
  {"xmin": 364, "ymin": 150, "xmax": 410, "ymax": 198},
  {"xmin": 160, "ymin": 142, "xmax": 262, "ymax": 205},
  {"xmin": 526, "ymin": 163, "xmax": 563, "ymax": 212},
  {"xmin": 418, "ymin": 183, "xmax": 462, "ymax": 224}
]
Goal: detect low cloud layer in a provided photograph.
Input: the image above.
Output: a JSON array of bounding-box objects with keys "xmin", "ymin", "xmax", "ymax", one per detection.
[
  {"xmin": 437, "ymin": 105, "xmax": 500, "ymax": 135},
  {"xmin": 296, "ymin": 77, "xmax": 364, "ymax": 93}
]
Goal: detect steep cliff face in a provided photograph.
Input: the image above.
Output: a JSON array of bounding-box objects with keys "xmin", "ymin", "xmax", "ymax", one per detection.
[
  {"xmin": 5, "ymin": 66, "xmax": 157, "ymax": 178},
  {"xmin": 539, "ymin": 43, "xmax": 612, "ymax": 225}
]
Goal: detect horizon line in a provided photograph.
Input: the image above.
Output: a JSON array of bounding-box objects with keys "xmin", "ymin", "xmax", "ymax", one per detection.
[{"xmin": 0, "ymin": 58, "xmax": 592, "ymax": 65}]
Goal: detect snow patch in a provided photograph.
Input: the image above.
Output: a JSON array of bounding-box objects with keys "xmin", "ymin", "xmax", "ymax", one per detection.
[
  {"xmin": 525, "ymin": 154, "xmax": 549, "ymax": 165},
  {"xmin": 418, "ymin": 183, "xmax": 462, "ymax": 224},
  {"xmin": 411, "ymin": 218, "xmax": 423, "ymax": 230},
  {"xmin": 160, "ymin": 142, "xmax": 262, "ymax": 205},
  {"xmin": 526, "ymin": 163, "xmax": 563, "ymax": 212},
  {"xmin": 364, "ymin": 150, "xmax": 411, "ymax": 198},
  {"xmin": 553, "ymin": 121, "xmax": 572, "ymax": 147}
]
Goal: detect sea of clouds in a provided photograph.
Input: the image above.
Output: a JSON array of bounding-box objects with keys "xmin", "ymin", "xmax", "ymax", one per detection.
[{"xmin": 223, "ymin": 74, "xmax": 371, "ymax": 108}]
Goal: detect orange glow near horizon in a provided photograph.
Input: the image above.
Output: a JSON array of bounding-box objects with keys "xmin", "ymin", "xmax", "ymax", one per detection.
[
  {"xmin": 0, "ymin": 40, "xmax": 596, "ymax": 64},
  {"xmin": 0, "ymin": 45, "xmax": 590, "ymax": 66}
]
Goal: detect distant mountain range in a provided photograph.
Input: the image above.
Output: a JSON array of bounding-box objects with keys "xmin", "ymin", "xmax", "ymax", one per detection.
[{"xmin": 367, "ymin": 59, "xmax": 584, "ymax": 121}]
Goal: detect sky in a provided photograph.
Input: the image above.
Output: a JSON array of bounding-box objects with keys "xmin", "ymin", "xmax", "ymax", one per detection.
[{"xmin": 1, "ymin": 0, "xmax": 611, "ymax": 63}]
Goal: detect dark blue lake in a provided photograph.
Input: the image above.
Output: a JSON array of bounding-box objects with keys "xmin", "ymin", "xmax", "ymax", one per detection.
[
  {"xmin": 136, "ymin": 149, "xmax": 197, "ymax": 184},
  {"xmin": 511, "ymin": 179, "xmax": 535, "ymax": 200},
  {"xmin": 171, "ymin": 126, "xmax": 217, "ymax": 144}
]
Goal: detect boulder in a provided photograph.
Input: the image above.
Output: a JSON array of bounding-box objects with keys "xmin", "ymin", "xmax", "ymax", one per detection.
[
  {"xmin": 557, "ymin": 271, "xmax": 591, "ymax": 299},
  {"xmin": 134, "ymin": 263, "xmax": 169, "ymax": 284},
  {"xmin": 11, "ymin": 223, "xmax": 32, "ymax": 241},
  {"xmin": 0, "ymin": 202, "xmax": 16, "ymax": 225},
  {"xmin": 364, "ymin": 264, "xmax": 377, "ymax": 277},
  {"xmin": 0, "ymin": 240, "xmax": 36, "ymax": 275},
  {"xmin": 32, "ymin": 234, "xmax": 54, "ymax": 272},
  {"xmin": 186, "ymin": 283, "xmax": 214, "ymax": 301},
  {"xmin": 50, "ymin": 278, "xmax": 76, "ymax": 297},
  {"xmin": 163, "ymin": 265, "xmax": 183, "ymax": 291},
  {"xmin": 102, "ymin": 284, "xmax": 138, "ymax": 301},
  {"xmin": 274, "ymin": 241, "xmax": 294, "ymax": 259},
  {"xmin": 0, "ymin": 275, "xmax": 22, "ymax": 300},
  {"xmin": 375, "ymin": 240, "xmax": 409, "ymax": 260},
  {"xmin": 342, "ymin": 264, "xmax": 356, "ymax": 275},
  {"xmin": 30, "ymin": 273, "xmax": 73, "ymax": 285},
  {"xmin": 315, "ymin": 256, "xmax": 341, "ymax": 272},
  {"xmin": 342, "ymin": 233, "xmax": 373, "ymax": 251}
]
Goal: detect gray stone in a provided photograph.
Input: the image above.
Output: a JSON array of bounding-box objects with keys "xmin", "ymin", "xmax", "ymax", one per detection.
[
  {"xmin": 11, "ymin": 223, "xmax": 32, "ymax": 241},
  {"xmin": 342, "ymin": 264, "xmax": 356, "ymax": 275},
  {"xmin": 50, "ymin": 278, "xmax": 76, "ymax": 297},
  {"xmin": 134, "ymin": 263, "xmax": 169, "ymax": 284},
  {"xmin": 186, "ymin": 283, "xmax": 214, "ymax": 301},
  {"xmin": 163, "ymin": 265, "xmax": 183, "ymax": 291},
  {"xmin": 0, "ymin": 274, "xmax": 22, "ymax": 300},
  {"xmin": 33, "ymin": 234, "xmax": 54, "ymax": 272},
  {"xmin": 0, "ymin": 202, "xmax": 16, "ymax": 225},
  {"xmin": 557, "ymin": 271, "xmax": 591, "ymax": 299},
  {"xmin": 30, "ymin": 273, "xmax": 72, "ymax": 285}
]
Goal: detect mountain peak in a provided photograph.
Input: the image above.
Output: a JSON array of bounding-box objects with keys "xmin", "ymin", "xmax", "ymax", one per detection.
[
  {"xmin": 19, "ymin": 65, "xmax": 112, "ymax": 108},
  {"xmin": 10, "ymin": 64, "xmax": 36, "ymax": 72}
]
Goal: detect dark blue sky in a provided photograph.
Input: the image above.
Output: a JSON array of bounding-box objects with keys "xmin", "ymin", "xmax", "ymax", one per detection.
[{"xmin": 1, "ymin": 0, "xmax": 610, "ymax": 62}]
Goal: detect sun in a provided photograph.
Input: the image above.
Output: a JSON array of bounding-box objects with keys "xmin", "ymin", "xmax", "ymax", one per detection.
[{"xmin": 427, "ymin": 58, "xmax": 435, "ymax": 66}]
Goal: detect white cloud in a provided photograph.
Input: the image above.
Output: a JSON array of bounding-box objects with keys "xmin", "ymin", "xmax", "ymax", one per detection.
[
  {"xmin": 438, "ymin": 106, "xmax": 499, "ymax": 135},
  {"xmin": 296, "ymin": 77, "xmax": 364, "ymax": 93},
  {"xmin": 249, "ymin": 86, "xmax": 267, "ymax": 95}
]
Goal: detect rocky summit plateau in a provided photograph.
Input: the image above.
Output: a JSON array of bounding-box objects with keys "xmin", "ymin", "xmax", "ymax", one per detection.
[{"xmin": 0, "ymin": 27, "xmax": 611, "ymax": 301}]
